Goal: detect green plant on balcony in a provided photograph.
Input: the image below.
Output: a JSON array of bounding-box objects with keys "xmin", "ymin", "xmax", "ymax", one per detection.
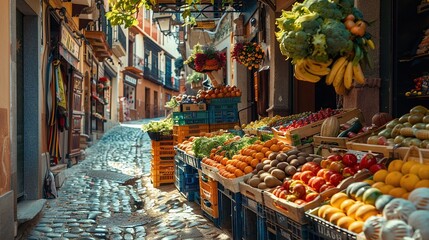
[{"xmin": 106, "ymin": 0, "xmax": 235, "ymax": 28}]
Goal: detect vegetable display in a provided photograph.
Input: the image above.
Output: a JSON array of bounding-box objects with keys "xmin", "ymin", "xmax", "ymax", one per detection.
[
  {"xmin": 141, "ymin": 118, "xmax": 173, "ymax": 133},
  {"xmin": 276, "ymin": 0, "xmax": 374, "ymax": 95}
]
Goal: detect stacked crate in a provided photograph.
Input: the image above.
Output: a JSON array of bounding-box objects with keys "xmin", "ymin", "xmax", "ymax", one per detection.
[
  {"xmin": 218, "ymin": 183, "xmax": 243, "ymax": 240},
  {"xmin": 208, "ymin": 97, "xmax": 240, "ymax": 132},
  {"xmin": 199, "ymin": 171, "xmax": 220, "ymax": 227},
  {"xmin": 239, "ymin": 182, "xmax": 267, "ymax": 240},
  {"xmin": 174, "ymin": 156, "xmax": 200, "ymax": 202},
  {"xmin": 150, "ymin": 140, "xmax": 175, "ymax": 187}
]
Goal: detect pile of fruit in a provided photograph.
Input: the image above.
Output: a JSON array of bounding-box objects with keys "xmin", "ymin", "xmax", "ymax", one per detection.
[
  {"xmin": 275, "ymin": 0, "xmax": 374, "ymax": 95},
  {"xmin": 202, "ymin": 138, "xmax": 293, "ymax": 179},
  {"xmin": 316, "ymin": 186, "xmax": 429, "ymax": 239},
  {"xmin": 369, "ymin": 158, "xmax": 429, "ymax": 199},
  {"xmin": 177, "ymin": 137, "xmax": 198, "ymax": 155},
  {"xmin": 196, "ymin": 85, "xmax": 241, "ymax": 100},
  {"xmin": 242, "ymin": 115, "xmax": 283, "ymax": 131},
  {"xmin": 405, "ymin": 75, "xmax": 429, "ymax": 97},
  {"xmin": 277, "ymin": 108, "xmax": 342, "ymax": 133},
  {"xmin": 366, "ymin": 105, "xmax": 429, "ymax": 147}
]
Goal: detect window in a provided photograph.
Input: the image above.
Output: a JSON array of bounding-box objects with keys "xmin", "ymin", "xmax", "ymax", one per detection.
[{"xmin": 144, "ymin": 9, "xmax": 151, "ymax": 20}]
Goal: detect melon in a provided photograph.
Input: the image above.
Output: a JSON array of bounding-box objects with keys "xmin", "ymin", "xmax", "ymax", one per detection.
[{"xmin": 320, "ymin": 117, "xmax": 340, "ymax": 137}]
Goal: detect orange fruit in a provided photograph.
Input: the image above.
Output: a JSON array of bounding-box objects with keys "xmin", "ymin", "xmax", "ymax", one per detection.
[
  {"xmin": 270, "ymin": 144, "xmax": 280, "ymax": 152},
  {"xmin": 263, "ymin": 140, "xmax": 274, "ymax": 148},
  {"xmin": 234, "ymin": 169, "xmax": 244, "ymax": 177},
  {"xmin": 418, "ymin": 165, "xmax": 429, "ymax": 179},
  {"xmin": 373, "ymin": 169, "xmax": 388, "ymax": 182},
  {"xmin": 415, "ymin": 179, "xmax": 429, "ymax": 188},
  {"xmin": 255, "ymin": 152, "xmax": 265, "ymax": 160},
  {"xmin": 385, "ymin": 171, "xmax": 403, "ymax": 187},
  {"xmin": 272, "ymin": 138, "xmax": 279, "ymax": 144},
  {"xmin": 372, "ymin": 182, "xmax": 386, "ymax": 190},
  {"xmin": 265, "ymin": 151, "xmax": 273, "ymax": 157},
  {"xmin": 401, "ymin": 161, "xmax": 417, "ymax": 175},
  {"xmin": 261, "ymin": 147, "xmax": 270, "ymax": 154},
  {"xmin": 250, "ymin": 159, "xmax": 259, "ymax": 168},
  {"xmin": 400, "ymin": 173, "xmax": 420, "ymax": 191},
  {"xmin": 388, "ymin": 160, "xmax": 403, "ymax": 172},
  {"xmin": 244, "ymin": 166, "xmax": 253, "ymax": 174},
  {"xmin": 388, "ymin": 187, "xmax": 407, "ymax": 198}
]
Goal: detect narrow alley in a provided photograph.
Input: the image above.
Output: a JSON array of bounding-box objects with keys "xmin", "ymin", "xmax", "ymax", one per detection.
[{"xmin": 25, "ymin": 121, "xmax": 230, "ymax": 240}]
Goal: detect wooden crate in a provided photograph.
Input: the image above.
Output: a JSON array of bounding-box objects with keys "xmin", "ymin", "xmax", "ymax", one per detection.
[
  {"xmin": 391, "ymin": 146, "xmax": 429, "ymax": 162},
  {"xmin": 346, "ymin": 142, "xmax": 392, "ymax": 158},
  {"xmin": 239, "ymin": 182, "xmax": 266, "ymax": 204},
  {"xmin": 273, "ymin": 109, "xmax": 364, "ymax": 146},
  {"xmin": 181, "ymin": 103, "xmax": 207, "ymax": 112}
]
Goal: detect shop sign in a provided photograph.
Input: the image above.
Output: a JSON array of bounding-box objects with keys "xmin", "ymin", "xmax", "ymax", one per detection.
[
  {"xmin": 194, "ymin": 21, "xmax": 216, "ymax": 30},
  {"xmin": 60, "ymin": 24, "xmax": 81, "ymax": 61},
  {"xmin": 59, "ymin": 46, "xmax": 79, "ymax": 69},
  {"xmin": 124, "ymin": 74, "xmax": 137, "ymax": 86}
]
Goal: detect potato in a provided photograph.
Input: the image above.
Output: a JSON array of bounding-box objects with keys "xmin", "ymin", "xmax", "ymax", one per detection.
[
  {"xmin": 248, "ymin": 177, "xmax": 261, "ymax": 188},
  {"xmin": 271, "ymin": 169, "xmax": 286, "ymax": 181},
  {"xmin": 277, "ymin": 162, "xmax": 289, "ymax": 170},
  {"xmin": 297, "ymin": 156, "xmax": 307, "ymax": 165},
  {"xmin": 290, "ymin": 159, "xmax": 300, "ymax": 167},
  {"xmin": 269, "ymin": 152, "xmax": 278, "ymax": 160},
  {"xmin": 258, "ymin": 182, "xmax": 268, "ymax": 189},
  {"xmin": 256, "ymin": 163, "xmax": 264, "ymax": 171},
  {"xmin": 287, "ymin": 155, "xmax": 297, "ymax": 163},
  {"xmin": 285, "ymin": 165, "xmax": 297, "ymax": 176},
  {"xmin": 263, "ymin": 164, "xmax": 272, "ymax": 172},
  {"xmin": 270, "ymin": 160, "xmax": 279, "ymax": 167},
  {"xmin": 259, "ymin": 172, "xmax": 271, "ymax": 181},
  {"xmin": 286, "ymin": 149, "xmax": 299, "ymax": 155},
  {"xmin": 264, "ymin": 176, "xmax": 282, "ymax": 188},
  {"xmin": 276, "ymin": 153, "xmax": 288, "ymax": 162}
]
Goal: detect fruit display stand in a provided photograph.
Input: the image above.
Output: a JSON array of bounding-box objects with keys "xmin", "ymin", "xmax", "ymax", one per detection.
[
  {"xmin": 201, "ymin": 161, "xmax": 220, "ymax": 181},
  {"xmin": 216, "ymin": 172, "xmax": 252, "ymax": 193},
  {"xmin": 273, "ymin": 109, "xmax": 364, "ymax": 147},
  {"xmin": 239, "ymin": 181, "xmax": 266, "ymax": 204}
]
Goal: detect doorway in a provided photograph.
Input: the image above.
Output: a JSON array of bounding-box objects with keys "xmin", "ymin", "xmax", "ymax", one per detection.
[
  {"xmin": 145, "ymin": 88, "xmax": 151, "ymax": 118},
  {"xmin": 16, "ymin": 10, "xmax": 24, "ymax": 198},
  {"xmin": 154, "ymin": 91, "xmax": 158, "ymax": 117}
]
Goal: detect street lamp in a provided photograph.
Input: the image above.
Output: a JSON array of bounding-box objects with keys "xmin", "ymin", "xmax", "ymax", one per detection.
[{"xmin": 153, "ymin": 14, "xmax": 173, "ymax": 36}]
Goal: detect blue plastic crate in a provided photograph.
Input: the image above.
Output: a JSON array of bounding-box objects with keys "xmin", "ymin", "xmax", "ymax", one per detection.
[
  {"xmin": 218, "ymin": 183, "xmax": 242, "ymax": 240},
  {"xmin": 174, "ymin": 148, "xmax": 186, "ymax": 161},
  {"xmin": 209, "ymin": 97, "xmax": 241, "ymax": 105},
  {"xmin": 173, "ymin": 111, "xmax": 208, "ymax": 125},
  {"xmin": 242, "ymin": 198, "xmax": 267, "ymax": 240},
  {"xmin": 202, "ymin": 211, "xmax": 221, "ymax": 228},
  {"xmin": 242, "ymin": 195, "xmax": 265, "ymax": 217},
  {"xmin": 275, "ymin": 212, "xmax": 308, "ymax": 240},
  {"xmin": 179, "ymin": 190, "xmax": 199, "ymax": 202},
  {"xmin": 174, "ymin": 169, "xmax": 199, "ymax": 193},
  {"xmin": 208, "ymin": 104, "xmax": 239, "ymax": 124},
  {"xmin": 276, "ymin": 224, "xmax": 308, "ymax": 240},
  {"xmin": 184, "ymin": 153, "xmax": 202, "ymax": 170}
]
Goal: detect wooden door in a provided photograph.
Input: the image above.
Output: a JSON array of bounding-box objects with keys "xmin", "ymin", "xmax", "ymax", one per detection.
[{"xmin": 69, "ymin": 71, "xmax": 83, "ymax": 158}]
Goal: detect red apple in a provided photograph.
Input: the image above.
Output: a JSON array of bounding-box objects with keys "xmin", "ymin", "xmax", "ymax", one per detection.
[
  {"xmin": 319, "ymin": 184, "xmax": 335, "ymax": 192},
  {"xmin": 292, "ymin": 172, "xmax": 302, "ymax": 181},
  {"xmin": 308, "ymin": 176, "xmax": 326, "ymax": 192},
  {"xmin": 320, "ymin": 159, "xmax": 332, "ymax": 169},
  {"xmin": 292, "ymin": 184, "xmax": 307, "ymax": 199},
  {"xmin": 323, "ymin": 170, "xmax": 336, "ymax": 182},
  {"xmin": 317, "ymin": 168, "xmax": 329, "ymax": 178},
  {"xmin": 305, "ymin": 192, "xmax": 320, "ymax": 202},
  {"xmin": 327, "ymin": 154, "xmax": 343, "ymax": 162},
  {"xmin": 369, "ymin": 163, "xmax": 386, "ymax": 174},
  {"xmin": 282, "ymin": 179, "xmax": 291, "ymax": 192},
  {"xmin": 302, "ymin": 162, "xmax": 321, "ymax": 175},
  {"xmin": 342, "ymin": 167, "xmax": 356, "ymax": 178},
  {"xmin": 342, "ymin": 153, "xmax": 358, "ymax": 167},
  {"xmin": 329, "ymin": 173, "xmax": 344, "ymax": 186},
  {"xmin": 359, "ymin": 153, "xmax": 377, "ymax": 170},
  {"xmin": 329, "ymin": 161, "xmax": 344, "ymax": 173},
  {"xmin": 278, "ymin": 190, "xmax": 288, "ymax": 199},
  {"xmin": 300, "ymin": 171, "xmax": 315, "ymax": 184},
  {"xmin": 273, "ymin": 188, "xmax": 280, "ymax": 197}
]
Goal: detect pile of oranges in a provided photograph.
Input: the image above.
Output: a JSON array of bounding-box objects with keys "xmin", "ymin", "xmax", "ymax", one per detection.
[{"xmin": 202, "ymin": 138, "xmax": 293, "ymax": 179}]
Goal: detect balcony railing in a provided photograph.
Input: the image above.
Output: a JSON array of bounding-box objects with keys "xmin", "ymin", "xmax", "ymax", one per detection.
[
  {"xmin": 143, "ymin": 63, "xmax": 164, "ymax": 84},
  {"xmin": 164, "ymin": 77, "xmax": 180, "ymax": 91}
]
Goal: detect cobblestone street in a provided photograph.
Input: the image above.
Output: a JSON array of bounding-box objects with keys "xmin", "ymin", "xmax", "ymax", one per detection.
[{"xmin": 27, "ymin": 121, "xmax": 230, "ymax": 240}]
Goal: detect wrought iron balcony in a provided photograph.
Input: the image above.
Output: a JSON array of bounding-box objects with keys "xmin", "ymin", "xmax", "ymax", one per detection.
[{"xmin": 143, "ymin": 63, "xmax": 164, "ymax": 85}]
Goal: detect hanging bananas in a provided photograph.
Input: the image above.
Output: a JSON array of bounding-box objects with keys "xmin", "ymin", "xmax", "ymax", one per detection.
[{"xmin": 293, "ymin": 58, "xmax": 331, "ymax": 83}]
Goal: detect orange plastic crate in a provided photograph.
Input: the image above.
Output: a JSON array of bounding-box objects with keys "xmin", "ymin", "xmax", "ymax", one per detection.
[
  {"xmin": 151, "ymin": 147, "xmax": 176, "ymax": 158},
  {"xmin": 201, "ymin": 199, "xmax": 219, "ymax": 218},
  {"xmin": 151, "ymin": 158, "xmax": 175, "ymax": 167},
  {"xmin": 199, "ymin": 172, "xmax": 218, "ymax": 205},
  {"xmin": 151, "ymin": 165, "xmax": 175, "ymax": 187},
  {"xmin": 151, "ymin": 140, "xmax": 174, "ymax": 148},
  {"xmin": 173, "ymin": 124, "xmax": 210, "ymax": 145}
]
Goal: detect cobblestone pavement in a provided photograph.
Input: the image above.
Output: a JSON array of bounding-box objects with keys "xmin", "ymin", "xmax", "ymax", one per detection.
[{"xmin": 27, "ymin": 121, "xmax": 230, "ymax": 240}]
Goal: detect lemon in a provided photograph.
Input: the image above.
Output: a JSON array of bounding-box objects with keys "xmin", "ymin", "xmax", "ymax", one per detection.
[
  {"xmin": 388, "ymin": 160, "xmax": 404, "ymax": 172},
  {"xmin": 389, "ymin": 187, "xmax": 408, "ymax": 198},
  {"xmin": 415, "ymin": 179, "xmax": 429, "ymax": 188},
  {"xmin": 385, "ymin": 171, "xmax": 403, "ymax": 187},
  {"xmin": 400, "ymin": 173, "xmax": 420, "ymax": 191},
  {"xmin": 379, "ymin": 184, "xmax": 395, "ymax": 194},
  {"xmin": 418, "ymin": 165, "xmax": 429, "ymax": 180},
  {"xmin": 317, "ymin": 205, "xmax": 332, "ymax": 218},
  {"xmin": 373, "ymin": 169, "xmax": 388, "ymax": 182},
  {"xmin": 401, "ymin": 161, "xmax": 417, "ymax": 174}
]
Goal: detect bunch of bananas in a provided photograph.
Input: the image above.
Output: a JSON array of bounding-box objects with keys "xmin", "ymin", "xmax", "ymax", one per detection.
[
  {"xmin": 325, "ymin": 56, "xmax": 365, "ymax": 95},
  {"xmin": 294, "ymin": 58, "xmax": 333, "ymax": 83}
]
